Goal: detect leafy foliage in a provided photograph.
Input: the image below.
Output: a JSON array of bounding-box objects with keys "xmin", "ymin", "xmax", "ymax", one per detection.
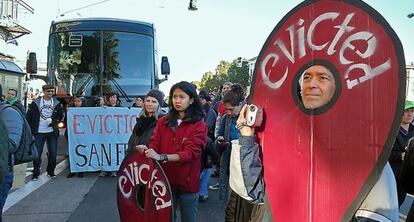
[{"xmin": 194, "ymin": 58, "xmax": 250, "ymax": 94}]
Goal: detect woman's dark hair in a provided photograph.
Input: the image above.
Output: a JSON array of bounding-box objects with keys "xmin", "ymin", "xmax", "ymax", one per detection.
[
  {"xmin": 222, "ymin": 83, "xmax": 244, "ymax": 106},
  {"xmin": 166, "ymin": 81, "xmax": 205, "ymax": 126},
  {"xmin": 71, "ymin": 96, "xmax": 83, "ymax": 107}
]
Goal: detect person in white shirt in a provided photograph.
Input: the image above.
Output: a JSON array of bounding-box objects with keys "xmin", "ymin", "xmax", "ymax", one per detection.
[{"xmin": 26, "ymin": 84, "xmax": 64, "ymax": 180}]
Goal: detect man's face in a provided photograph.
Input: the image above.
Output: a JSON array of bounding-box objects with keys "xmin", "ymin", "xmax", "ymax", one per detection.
[
  {"xmin": 135, "ymin": 97, "xmax": 143, "ymax": 107},
  {"xmin": 222, "ymin": 84, "xmax": 231, "ymax": 96},
  {"xmin": 301, "ymin": 65, "xmax": 336, "ymax": 109},
  {"xmin": 200, "ymin": 97, "xmax": 207, "ymax": 106},
  {"xmin": 402, "ymin": 108, "xmax": 414, "ymax": 124},
  {"xmin": 6, "ymin": 90, "xmax": 16, "ymax": 100},
  {"xmin": 73, "ymin": 98, "xmax": 82, "ymax": 107},
  {"xmin": 224, "ymin": 102, "xmax": 242, "ymax": 117},
  {"xmin": 43, "ymin": 88, "xmax": 55, "ymax": 99},
  {"xmin": 109, "ymin": 95, "xmax": 117, "ymax": 105}
]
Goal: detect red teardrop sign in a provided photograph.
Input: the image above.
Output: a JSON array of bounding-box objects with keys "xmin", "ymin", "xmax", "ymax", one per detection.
[
  {"xmin": 117, "ymin": 152, "xmax": 173, "ymax": 222},
  {"xmin": 250, "ymin": 0, "xmax": 405, "ymax": 221}
]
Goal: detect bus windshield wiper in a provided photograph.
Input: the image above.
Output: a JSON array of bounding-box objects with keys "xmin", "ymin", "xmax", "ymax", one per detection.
[{"xmin": 108, "ymin": 74, "xmax": 132, "ymax": 103}]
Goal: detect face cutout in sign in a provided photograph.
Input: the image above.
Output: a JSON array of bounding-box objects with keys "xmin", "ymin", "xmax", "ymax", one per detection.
[
  {"xmin": 117, "ymin": 152, "xmax": 173, "ymax": 222},
  {"xmin": 250, "ymin": 0, "xmax": 405, "ymax": 221}
]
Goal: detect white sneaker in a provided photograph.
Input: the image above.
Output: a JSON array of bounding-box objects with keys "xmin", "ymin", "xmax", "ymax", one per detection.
[
  {"xmin": 47, "ymin": 173, "xmax": 56, "ymax": 179},
  {"xmin": 209, "ymin": 183, "xmax": 220, "ymax": 190}
]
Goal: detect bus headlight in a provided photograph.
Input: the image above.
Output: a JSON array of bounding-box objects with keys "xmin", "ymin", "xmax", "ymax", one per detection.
[{"xmin": 58, "ymin": 122, "xmax": 65, "ymax": 128}]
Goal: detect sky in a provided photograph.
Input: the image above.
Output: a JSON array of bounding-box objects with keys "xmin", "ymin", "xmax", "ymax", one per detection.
[{"xmin": 2, "ymin": 0, "xmax": 414, "ymax": 94}]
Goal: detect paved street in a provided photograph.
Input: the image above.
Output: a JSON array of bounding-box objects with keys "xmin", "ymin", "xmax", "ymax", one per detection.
[
  {"xmin": 1, "ymin": 157, "xmax": 412, "ymax": 222},
  {"xmin": 3, "ymin": 159, "xmax": 225, "ymax": 222}
]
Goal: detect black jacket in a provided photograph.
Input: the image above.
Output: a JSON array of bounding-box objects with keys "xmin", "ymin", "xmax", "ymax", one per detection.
[
  {"xmin": 201, "ymin": 137, "xmax": 219, "ymax": 170},
  {"xmin": 400, "ymin": 141, "xmax": 414, "ymax": 194},
  {"xmin": 389, "ymin": 124, "xmax": 414, "ymax": 176},
  {"xmin": 127, "ymin": 115, "xmax": 158, "ymax": 154},
  {"xmin": 26, "ymin": 97, "xmax": 64, "ymax": 137}
]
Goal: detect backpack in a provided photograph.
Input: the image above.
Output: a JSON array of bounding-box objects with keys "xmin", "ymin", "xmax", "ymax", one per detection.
[
  {"xmin": 0, "ymin": 119, "xmax": 10, "ymax": 185},
  {"xmin": 0, "ymin": 103, "xmax": 38, "ymax": 165}
]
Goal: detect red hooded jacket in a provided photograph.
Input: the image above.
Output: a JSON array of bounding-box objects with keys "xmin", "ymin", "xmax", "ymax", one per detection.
[{"xmin": 149, "ymin": 116, "xmax": 207, "ymax": 193}]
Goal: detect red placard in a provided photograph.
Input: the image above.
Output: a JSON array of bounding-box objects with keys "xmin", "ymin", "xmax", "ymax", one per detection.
[
  {"xmin": 250, "ymin": 0, "xmax": 405, "ymax": 221},
  {"xmin": 117, "ymin": 152, "xmax": 173, "ymax": 222}
]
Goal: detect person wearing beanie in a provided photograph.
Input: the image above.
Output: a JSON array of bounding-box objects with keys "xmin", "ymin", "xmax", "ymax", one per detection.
[
  {"xmin": 127, "ymin": 89, "xmax": 165, "ymax": 155},
  {"xmin": 389, "ymin": 100, "xmax": 414, "ymax": 206},
  {"xmin": 146, "ymin": 89, "xmax": 164, "ymax": 107},
  {"xmin": 136, "ymin": 81, "xmax": 207, "ymax": 222}
]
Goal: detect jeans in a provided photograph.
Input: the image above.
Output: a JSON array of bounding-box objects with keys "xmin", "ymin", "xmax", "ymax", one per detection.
[
  {"xmin": 407, "ymin": 202, "xmax": 414, "ymax": 222},
  {"xmin": 0, "ymin": 171, "xmax": 14, "ymax": 222},
  {"xmin": 173, "ymin": 191, "xmax": 198, "ymax": 222},
  {"xmin": 219, "ymin": 148, "xmax": 231, "ymax": 206},
  {"xmin": 33, "ymin": 132, "xmax": 58, "ymax": 176},
  {"xmin": 199, "ymin": 168, "xmax": 212, "ymax": 196}
]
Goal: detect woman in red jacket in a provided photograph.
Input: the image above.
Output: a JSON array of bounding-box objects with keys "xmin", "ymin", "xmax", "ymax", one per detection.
[{"xmin": 137, "ymin": 81, "xmax": 207, "ymax": 222}]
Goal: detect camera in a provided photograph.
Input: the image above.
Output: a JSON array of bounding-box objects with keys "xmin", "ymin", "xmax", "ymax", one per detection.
[{"xmin": 245, "ymin": 104, "xmax": 263, "ymax": 127}]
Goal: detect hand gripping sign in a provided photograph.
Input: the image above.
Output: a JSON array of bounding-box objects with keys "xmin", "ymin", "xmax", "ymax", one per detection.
[
  {"xmin": 250, "ymin": 0, "xmax": 405, "ymax": 221},
  {"xmin": 117, "ymin": 152, "xmax": 173, "ymax": 222}
]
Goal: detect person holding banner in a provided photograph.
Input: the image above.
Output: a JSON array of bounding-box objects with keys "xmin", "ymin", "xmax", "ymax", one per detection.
[
  {"xmin": 107, "ymin": 91, "xmax": 121, "ymax": 107},
  {"xmin": 106, "ymin": 91, "xmax": 121, "ymax": 177},
  {"xmin": 66, "ymin": 96, "xmax": 85, "ymax": 178},
  {"xmin": 128, "ymin": 89, "xmax": 164, "ymax": 154},
  {"xmin": 131, "ymin": 96, "xmax": 144, "ymax": 108},
  {"xmin": 137, "ymin": 81, "xmax": 207, "ymax": 222}
]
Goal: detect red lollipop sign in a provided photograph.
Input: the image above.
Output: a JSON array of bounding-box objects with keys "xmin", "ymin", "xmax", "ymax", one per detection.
[
  {"xmin": 117, "ymin": 152, "xmax": 173, "ymax": 222},
  {"xmin": 250, "ymin": 0, "xmax": 405, "ymax": 221}
]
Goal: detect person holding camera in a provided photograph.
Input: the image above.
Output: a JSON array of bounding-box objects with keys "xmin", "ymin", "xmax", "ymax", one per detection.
[
  {"xmin": 228, "ymin": 64, "xmax": 399, "ymax": 222},
  {"xmin": 27, "ymin": 84, "xmax": 64, "ymax": 180}
]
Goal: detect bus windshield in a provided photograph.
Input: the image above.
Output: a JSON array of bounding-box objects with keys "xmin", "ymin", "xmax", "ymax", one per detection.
[{"xmin": 48, "ymin": 30, "xmax": 154, "ymax": 98}]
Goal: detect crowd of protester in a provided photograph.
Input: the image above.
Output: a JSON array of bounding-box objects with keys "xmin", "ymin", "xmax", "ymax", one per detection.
[{"xmin": 0, "ymin": 77, "xmax": 413, "ymax": 222}]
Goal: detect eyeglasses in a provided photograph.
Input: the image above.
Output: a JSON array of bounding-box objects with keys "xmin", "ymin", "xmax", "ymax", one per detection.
[{"xmin": 45, "ymin": 90, "xmax": 54, "ymax": 93}]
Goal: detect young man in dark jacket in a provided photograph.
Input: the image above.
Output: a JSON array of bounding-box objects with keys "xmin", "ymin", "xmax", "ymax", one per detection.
[
  {"xmin": 389, "ymin": 100, "xmax": 414, "ymax": 206},
  {"xmin": 0, "ymin": 88, "xmax": 24, "ymax": 220},
  {"xmin": 26, "ymin": 84, "xmax": 64, "ymax": 180},
  {"xmin": 400, "ymin": 138, "xmax": 414, "ymax": 221},
  {"xmin": 5, "ymin": 89, "xmax": 25, "ymax": 114}
]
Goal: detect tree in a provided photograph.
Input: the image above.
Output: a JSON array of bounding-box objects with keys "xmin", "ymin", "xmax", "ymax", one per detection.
[
  {"xmin": 197, "ymin": 58, "xmax": 250, "ymax": 94},
  {"xmin": 227, "ymin": 58, "xmax": 249, "ymax": 90}
]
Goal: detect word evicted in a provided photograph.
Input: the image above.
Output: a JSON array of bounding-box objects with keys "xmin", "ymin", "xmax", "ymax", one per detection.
[
  {"xmin": 119, "ymin": 162, "xmax": 172, "ymax": 210},
  {"xmin": 75, "ymin": 143, "xmax": 127, "ymax": 167},
  {"xmin": 261, "ymin": 11, "xmax": 391, "ymax": 90},
  {"xmin": 72, "ymin": 114, "xmax": 137, "ymax": 134}
]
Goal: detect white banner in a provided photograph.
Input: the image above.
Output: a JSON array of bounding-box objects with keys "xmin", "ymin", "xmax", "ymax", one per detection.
[{"xmin": 67, "ymin": 107, "xmax": 141, "ymax": 172}]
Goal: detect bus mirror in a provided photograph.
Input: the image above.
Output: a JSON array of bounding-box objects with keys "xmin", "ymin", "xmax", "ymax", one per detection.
[
  {"xmin": 26, "ymin": 52, "xmax": 37, "ymax": 74},
  {"xmin": 161, "ymin": 56, "xmax": 170, "ymax": 75}
]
